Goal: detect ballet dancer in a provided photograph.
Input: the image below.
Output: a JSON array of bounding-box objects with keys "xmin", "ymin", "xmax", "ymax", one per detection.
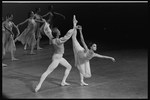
[
  {"xmin": 42, "ymin": 5, "xmax": 65, "ymax": 45},
  {"xmin": 42, "ymin": 19, "xmax": 53, "ymax": 41},
  {"xmin": 42, "ymin": 5, "xmax": 65, "ymax": 29},
  {"xmin": 72, "ymin": 15, "xmax": 115, "ymax": 86},
  {"xmin": 15, "ymin": 11, "xmax": 45, "ymax": 54},
  {"xmin": 2, "ymin": 17, "xmax": 7, "ymax": 67},
  {"xmin": 2, "ymin": 14, "xmax": 20, "ymax": 61},
  {"xmin": 33, "ymin": 8, "xmax": 43, "ymax": 50},
  {"xmin": 35, "ymin": 22, "xmax": 78, "ymax": 92}
]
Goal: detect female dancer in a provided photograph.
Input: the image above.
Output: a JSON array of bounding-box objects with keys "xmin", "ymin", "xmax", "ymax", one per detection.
[
  {"xmin": 35, "ymin": 23, "xmax": 78, "ymax": 92},
  {"xmin": 42, "ymin": 5, "xmax": 65, "ymax": 29},
  {"xmin": 72, "ymin": 15, "xmax": 115, "ymax": 86},
  {"xmin": 33, "ymin": 8, "xmax": 43, "ymax": 50},
  {"xmin": 15, "ymin": 11, "xmax": 45, "ymax": 54},
  {"xmin": 42, "ymin": 5, "xmax": 65, "ymax": 45},
  {"xmin": 2, "ymin": 17, "xmax": 7, "ymax": 67},
  {"xmin": 2, "ymin": 14, "xmax": 20, "ymax": 61}
]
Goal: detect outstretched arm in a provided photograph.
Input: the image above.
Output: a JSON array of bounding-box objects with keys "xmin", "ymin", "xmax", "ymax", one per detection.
[
  {"xmin": 17, "ymin": 19, "xmax": 28, "ymax": 26},
  {"xmin": 79, "ymin": 27, "xmax": 89, "ymax": 51},
  {"xmin": 53, "ymin": 12, "xmax": 65, "ymax": 19},
  {"xmin": 12, "ymin": 22, "xmax": 20, "ymax": 37},
  {"xmin": 57, "ymin": 28, "xmax": 76, "ymax": 44},
  {"xmin": 94, "ymin": 53, "xmax": 115, "ymax": 62},
  {"xmin": 41, "ymin": 12, "xmax": 50, "ymax": 18}
]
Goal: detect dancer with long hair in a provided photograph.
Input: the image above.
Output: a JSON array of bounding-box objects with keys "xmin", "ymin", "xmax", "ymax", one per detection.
[
  {"xmin": 15, "ymin": 11, "xmax": 45, "ymax": 54},
  {"xmin": 72, "ymin": 15, "xmax": 115, "ymax": 86},
  {"xmin": 35, "ymin": 20, "xmax": 78, "ymax": 92},
  {"xmin": 2, "ymin": 14, "xmax": 20, "ymax": 61}
]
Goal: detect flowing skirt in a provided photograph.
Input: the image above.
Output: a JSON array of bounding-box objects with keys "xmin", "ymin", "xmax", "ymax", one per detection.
[
  {"xmin": 3, "ymin": 30, "xmax": 16, "ymax": 52},
  {"xmin": 43, "ymin": 22, "xmax": 53, "ymax": 40},
  {"xmin": 72, "ymin": 31, "xmax": 91, "ymax": 78},
  {"xmin": 16, "ymin": 26, "xmax": 36, "ymax": 47}
]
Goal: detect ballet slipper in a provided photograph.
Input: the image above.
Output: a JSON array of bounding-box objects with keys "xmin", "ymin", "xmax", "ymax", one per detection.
[
  {"xmin": 80, "ymin": 82, "xmax": 88, "ymax": 86},
  {"xmin": 11, "ymin": 58, "xmax": 19, "ymax": 61},
  {"xmin": 2, "ymin": 63, "xmax": 7, "ymax": 67},
  {"xmin": 61, "ymin": 82, "xmax": 70, "ymax": 86}
]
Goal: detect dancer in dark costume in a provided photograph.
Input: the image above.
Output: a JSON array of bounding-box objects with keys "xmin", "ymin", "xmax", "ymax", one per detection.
[{"xmin": 72, "ymin": 15, "xmax": 115, "ymax": 85}]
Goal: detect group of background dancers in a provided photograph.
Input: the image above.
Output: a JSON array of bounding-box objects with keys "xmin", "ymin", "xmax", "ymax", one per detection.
[{"xmin": 2, "ymin": 5, "xmax": 115, "ymax": 93}]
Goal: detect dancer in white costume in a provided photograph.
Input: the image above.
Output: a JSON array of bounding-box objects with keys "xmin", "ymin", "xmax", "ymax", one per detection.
[
  {"xmin": 40, "ymin": 19, "xmax": 53, "ymax": 42},
  {"xmin": 2, "ymin": 14, "xmax": 20, "ymax": 61},
  {"xmin": 72, "ymin": 15, "xmax": 115, "ymax": 86},
  {"xmin": 35, "ymin": 20, "xmax": 78, "ymax": 92},
  {"xmin": 2, "ymin": 17, "xmax": 8, "ymax": 67}
]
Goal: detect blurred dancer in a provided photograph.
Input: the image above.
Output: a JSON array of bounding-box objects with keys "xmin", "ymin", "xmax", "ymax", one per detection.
[
  {"xmin": 72, "ymin": 15, "xmax": 115, "ymax": 86},
  {"xmin": 34, "ymin": 8, "xmax": 43, "ymax": 50},
  {"xmin": 42, "ymin": 5, "xmax": 65, "ymax": 29},
  {"xmin": 42, "ymin": 5, "xmax": 65, "ymax": 45},
  {"xmin": 2, "ymin": 17, "xmax": 7, "ymax": 67},
  {"xmin": 2, "ymin": 14, "xmax": 20, "ymax": 61},
  {"xmin": 15, "ymin": 11, "xmax": 44, "ymax": 54}
]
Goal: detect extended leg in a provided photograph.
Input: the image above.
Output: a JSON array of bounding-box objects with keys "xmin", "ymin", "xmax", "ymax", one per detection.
[
  {"xmin": 35, "ymin": 59, "xmax": 60, "ymax": 92},
  {"xmin": 60, "ymin": 58, "xmax": 72, "ymax": 86}
]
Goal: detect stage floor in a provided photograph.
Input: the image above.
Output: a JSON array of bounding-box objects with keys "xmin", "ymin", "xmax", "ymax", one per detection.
[{"xmin": 2, "ymin": 40, "xmax": 148, "ymax": 99}]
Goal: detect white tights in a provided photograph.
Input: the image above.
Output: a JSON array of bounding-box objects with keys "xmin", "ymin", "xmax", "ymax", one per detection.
[{"xmin": 35, "ymin": 54, "xmax": 72, "ymax": 92}]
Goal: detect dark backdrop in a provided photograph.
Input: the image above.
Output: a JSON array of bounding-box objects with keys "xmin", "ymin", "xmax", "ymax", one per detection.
[{"xmin": 2, "ymin": 3, "xmax": 148, "ymax": 49}]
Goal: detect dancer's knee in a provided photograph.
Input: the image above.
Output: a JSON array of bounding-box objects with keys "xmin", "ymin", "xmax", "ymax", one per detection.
[{"xmin": 67, "ymin": 65, "xmax": 72, "ymax": 71}]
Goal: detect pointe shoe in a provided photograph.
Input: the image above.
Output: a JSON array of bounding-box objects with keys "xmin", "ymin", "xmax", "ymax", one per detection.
[
  {"xmin": 61, "ymin": 82, "xmax": 70, "ymax": 86},
  {"xmin": 80, "ymin": 82, "xmax": 88, "ymax": 86},
  {"xmin": 11, "ymin": 58, "xmax": 19, "ymax": 61}
]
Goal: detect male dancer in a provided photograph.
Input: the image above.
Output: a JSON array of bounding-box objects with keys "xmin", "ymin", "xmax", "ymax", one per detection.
[{"xmin": 35, "ymin": 17, "xmax": 78, "ymax": 92}]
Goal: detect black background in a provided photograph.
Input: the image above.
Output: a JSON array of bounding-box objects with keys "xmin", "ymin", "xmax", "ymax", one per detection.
[{"xmin": 2, "ymin": 3, "xmax": 148, "ymax": 49}]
